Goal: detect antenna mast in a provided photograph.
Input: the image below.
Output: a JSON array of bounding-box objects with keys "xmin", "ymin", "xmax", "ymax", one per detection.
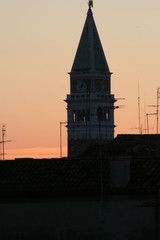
[
  {"xmin": 146, "ymin": 113, "xmax": 157, "ymax": 134},
  {"xmin": 2, "ymin": 125, "xmax": 6, "ymax": 161},
  {"xmin": 138, "ymin": 82, "xmax": 141, "ymax": 134},
  {"xmin": 0, "ymin": 125, "xmax": 12, "ymax": 160},
  {"xmin": 148, "ymin": 87, "xmax": 160, "ymax": 134}
]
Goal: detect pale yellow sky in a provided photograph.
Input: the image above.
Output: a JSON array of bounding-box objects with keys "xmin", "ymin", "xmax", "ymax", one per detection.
[{"xmin": 0, "ymin": 0, "xmax": 160, "ymax": 159}]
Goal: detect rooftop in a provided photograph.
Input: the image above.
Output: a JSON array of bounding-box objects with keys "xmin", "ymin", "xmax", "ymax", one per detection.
[{"xmin": 0, "ymin": 135, "xmax": 160, "ymax": 199}]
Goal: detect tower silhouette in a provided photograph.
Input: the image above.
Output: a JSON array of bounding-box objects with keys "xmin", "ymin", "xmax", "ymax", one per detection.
[{"xmin": 66, "ymin": 6, "xmax": 115, "ymax": 157}]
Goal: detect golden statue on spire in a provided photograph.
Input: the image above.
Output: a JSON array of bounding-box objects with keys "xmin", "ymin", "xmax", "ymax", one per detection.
[{"xmin": 88, "ymin": 0, "xmax": 93, "ymax": 8}]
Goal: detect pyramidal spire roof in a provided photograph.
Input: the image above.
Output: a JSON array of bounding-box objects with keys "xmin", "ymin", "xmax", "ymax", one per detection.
[{"xmin": 71, "ymin": 8, "xmax": 110, "ymax": 74}]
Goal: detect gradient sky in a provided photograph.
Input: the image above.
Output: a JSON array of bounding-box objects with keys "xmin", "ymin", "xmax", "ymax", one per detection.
[{"xmin": 0, "ymin": 0, "xmax": 160, "ymax": 159}]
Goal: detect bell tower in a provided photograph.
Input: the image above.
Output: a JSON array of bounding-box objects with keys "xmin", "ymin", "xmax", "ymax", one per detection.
[{"xmin": 66, "ymin": 3, "xmax": 115, "ymax": 157}]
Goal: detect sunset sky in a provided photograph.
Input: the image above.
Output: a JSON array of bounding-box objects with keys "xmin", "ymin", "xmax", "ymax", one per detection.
[{"xmin": 0, "ymin": 0, "xmax": 160, "ymax": 159}]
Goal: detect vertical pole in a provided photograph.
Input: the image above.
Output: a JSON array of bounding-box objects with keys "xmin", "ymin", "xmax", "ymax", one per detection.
[
  {"xmin": 60, "ymin": 122, "xmax": 62, "ymax": 158},
  {"xmin": 138, "ymin": 81, "xmax": 141, "ymax": 134},
  {"xmin": 146, "ymin": 114, "xmax": 149, "ymax": 134},
  {"xmin": 144, "ymin": 99, "xmax": 146, "ymax": 134},
  {"xmin": 2, "ymin": 125, "xmax": 5, "ymax": 161}
]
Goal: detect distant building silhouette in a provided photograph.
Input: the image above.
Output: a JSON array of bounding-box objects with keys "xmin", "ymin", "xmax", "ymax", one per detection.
[{"xmin": 66, "ymin": 7, "xmax": 115, "ymax": 157}]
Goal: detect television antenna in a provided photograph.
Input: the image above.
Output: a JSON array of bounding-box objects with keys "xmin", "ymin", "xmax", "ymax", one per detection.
[
  {"xmin": 146, "ymin": 113, "xmax": 157, "ymax": 134},
  {"xmin": 138, "ymin": 82, "xmax": 141, "ymax": 134},
  {"xmin": 148, "ymin": 87, "xmax": 160, "ymax": 134},
  {"xmin": 0, "ymin": 125, "xmax": 12, "ymax": 160}
]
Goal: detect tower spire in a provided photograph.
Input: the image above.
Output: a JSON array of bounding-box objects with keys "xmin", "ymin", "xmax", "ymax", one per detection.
[
  {"xmin": 71, "ymin": 2, "xmax": 110, "ymax": 73},
  {"xmin": 88, "ymin": 0, "xmax": 93, "ymax": 8}
]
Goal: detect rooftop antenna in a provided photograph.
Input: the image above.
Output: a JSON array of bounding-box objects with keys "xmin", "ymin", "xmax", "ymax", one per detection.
[
  {"xmin": 146, "ymin": 113, "xmax": 156, "ymax": 134},
  {"xmin": 2, "ymin": 125, "xmax": 5, "ymax": 160},
  {"xmin": 148, "ymin": 87, "xmax": 160, "ymax": 134},
  {"xmin": 144, "ymin": 97, "xmax": 146, "ymax": 134},
  {"xmin": 138, "ymin": 81, "xmax": 141, "ymax": 134},
  {"xmin": 88, "ymin": 0, "xmax": 93, "ymax": 8},
  {"xmin": 0, "ymin": 125, "xmax": 12, "ymax": 160}
]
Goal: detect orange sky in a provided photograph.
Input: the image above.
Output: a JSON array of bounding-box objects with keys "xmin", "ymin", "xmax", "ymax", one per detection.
[{"xmin": 0, "ymin": 0, "xmax": 160, "ymax": 159}]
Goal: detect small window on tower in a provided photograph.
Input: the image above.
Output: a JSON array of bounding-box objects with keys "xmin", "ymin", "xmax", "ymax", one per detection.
[
  {"xmin": 73, "ymin": 111, "xmax": 76, "ymax": 122},
  {"xmin": 106, "ymin": 111, "xmax": 109, "ymax": 120}
]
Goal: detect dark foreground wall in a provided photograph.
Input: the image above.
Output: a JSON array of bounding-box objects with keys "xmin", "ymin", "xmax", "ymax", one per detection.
[{"xmin": 0, "ymin": 195, "xmax": 156, "ymax": 240}]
